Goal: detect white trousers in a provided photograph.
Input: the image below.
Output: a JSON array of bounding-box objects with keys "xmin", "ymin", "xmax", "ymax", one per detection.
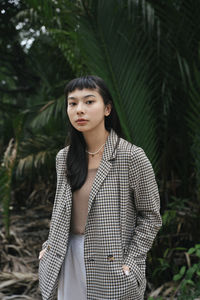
[{"xmin": 57, "ymin": 233, "xmax": 87, "ymax": 300}]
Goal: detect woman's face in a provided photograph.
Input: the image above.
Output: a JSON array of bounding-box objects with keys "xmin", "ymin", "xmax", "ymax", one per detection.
[{"xmin": 67, "ymin": 88, "xmax": 111, "ymax": 133}]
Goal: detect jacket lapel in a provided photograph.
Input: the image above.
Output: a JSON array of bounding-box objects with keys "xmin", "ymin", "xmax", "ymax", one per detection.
[
  {"xmin": 88, "ymin": 129, "xmax": 119, "ymax": 215},
  {"xmin": 64, "ymin": 182, "xmax": 72, "ymax": 215},
  {"xmin": 88, "ymin": 160, "xmax": 112, "ymax": 215}
]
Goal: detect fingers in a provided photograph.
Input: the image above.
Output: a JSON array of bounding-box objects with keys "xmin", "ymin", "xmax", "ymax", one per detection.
[
  {"xmin": 38, "ymin": 248, "xmax": 46, "ymax": 260},
  {"xmin": 124, "ymin": 269, "xmax": 130, "ymax": 276},
  {"xmin": 122, "ymin": 264, "xmax": 130, "ymax": 276}
]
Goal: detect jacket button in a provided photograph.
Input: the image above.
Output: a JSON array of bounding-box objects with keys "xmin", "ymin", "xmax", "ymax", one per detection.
[
  {"xmin": 47, "ymin": 245, "xmax": 50, "ymax": 251},
  {"xmin": 87, "ymin": 257, "xmax": 95, "ymax": 262},
  {"xmin": 107, "ymin": 255, "xmax": 115, "ymax": 261},
  {"xmin": 123, "ymin": 248, "xmax": 128, "ymax": 256}
]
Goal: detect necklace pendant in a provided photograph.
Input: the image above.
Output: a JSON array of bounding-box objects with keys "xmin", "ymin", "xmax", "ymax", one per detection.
[{"xmin": 92, "ymin": 154, "xmax": 94, "ymax": 157}]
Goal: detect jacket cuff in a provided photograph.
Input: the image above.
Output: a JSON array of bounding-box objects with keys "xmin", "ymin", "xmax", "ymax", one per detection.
[{"xmin": 42, "ymin": 240, "xmax": 48, "ymax": 250}]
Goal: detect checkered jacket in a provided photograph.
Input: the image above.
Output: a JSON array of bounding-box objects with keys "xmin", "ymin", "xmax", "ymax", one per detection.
[{"xmin": 38, "ymin": 129, "xmax": 162, "ymax": 300}]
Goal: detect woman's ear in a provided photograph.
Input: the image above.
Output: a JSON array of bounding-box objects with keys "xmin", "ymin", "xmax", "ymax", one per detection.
[{"xmin": 105, "ymin": 103, "xmax": 112, "ymax": 116}]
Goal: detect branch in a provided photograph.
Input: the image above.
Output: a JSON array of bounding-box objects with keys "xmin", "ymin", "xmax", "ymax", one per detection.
[{"xmin": 0, "ymin": 86, "xmax": 32, "ymax": 94}]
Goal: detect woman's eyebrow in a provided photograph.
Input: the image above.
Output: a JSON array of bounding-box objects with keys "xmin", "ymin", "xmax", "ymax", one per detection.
[
  {"xmin": 83, "ymin": 94, "xmax": 96, "ymax": 99},
  {"xmin": 68, "ymin": 94, "xmax": 96, "ymax": 100}
]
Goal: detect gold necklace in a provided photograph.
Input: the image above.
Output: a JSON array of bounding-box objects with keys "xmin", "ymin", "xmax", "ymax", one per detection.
[{"xmin": 86, "ymin": 143, "xmax": 105, "ymax": 157}]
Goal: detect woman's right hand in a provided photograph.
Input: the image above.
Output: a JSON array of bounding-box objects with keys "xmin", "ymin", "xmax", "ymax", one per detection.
[{"xmin": 38, "ymin": 248, "xmax": 46, "ymax": 260}]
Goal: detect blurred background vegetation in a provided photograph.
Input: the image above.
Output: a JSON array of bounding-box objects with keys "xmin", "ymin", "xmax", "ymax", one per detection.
[{"xmin": 0, "ymin": 0, "xmax": 200, "ymax": 299}]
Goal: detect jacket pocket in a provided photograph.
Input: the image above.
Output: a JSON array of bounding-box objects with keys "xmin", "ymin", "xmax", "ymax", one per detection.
[{"xmin": 130, "ymin": 258, "xmax": 146, "ymax": 288}]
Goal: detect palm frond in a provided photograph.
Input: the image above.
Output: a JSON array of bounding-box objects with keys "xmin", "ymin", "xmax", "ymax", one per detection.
[
  {"xmin": 16, "ymin": 134, "xmax": 64, "ymax": 176},
  {"xmin": 74, "ymin": 0, "xmax": 159, "ymax": 168},
  {"xmin": 30, "ymin": 95, "xmax": 66, "ymax": 129}
]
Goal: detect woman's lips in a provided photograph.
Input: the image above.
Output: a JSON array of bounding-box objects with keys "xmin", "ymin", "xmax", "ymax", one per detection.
[{"xmin": 76, "ymin": 119, "xmax": 88, "ymax": 125}]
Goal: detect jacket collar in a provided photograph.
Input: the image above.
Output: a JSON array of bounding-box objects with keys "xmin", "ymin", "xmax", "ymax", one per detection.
[
  {"xmin": 102, "ymin": 129, "xmax": 119, "ymax": 161},
  {"xmin": 63, "ymin": 129, "xmax": 120, "ymax": 215}
]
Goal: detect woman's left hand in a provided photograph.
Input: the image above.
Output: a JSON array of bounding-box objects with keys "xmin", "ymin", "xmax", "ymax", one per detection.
[{"xmin": 122, "ymin": 264, "xmax": 130, "ymax": 276}]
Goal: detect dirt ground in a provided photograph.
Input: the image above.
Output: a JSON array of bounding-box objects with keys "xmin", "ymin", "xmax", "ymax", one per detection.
[{"xmin": 0, "ymin": 203, "xmax": 52, "ymax": 300}]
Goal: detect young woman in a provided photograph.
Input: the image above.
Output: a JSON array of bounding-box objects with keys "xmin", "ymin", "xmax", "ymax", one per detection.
[{"xmin": 38, "ymin": 75, "xmax": 162, "ymax": 300}]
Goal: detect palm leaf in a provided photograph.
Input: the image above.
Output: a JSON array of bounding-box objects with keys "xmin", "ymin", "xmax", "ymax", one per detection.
[
  {"xmin": 30, "ymin": 95, "xmax": 66, "ymax": 129},
  {"xmin": 74, "ymin": 0, "xmax": 159, "ymax": 168},
  {"xmin": 16, "ymin": 133, "xmax": 64, "ymax": 176}
]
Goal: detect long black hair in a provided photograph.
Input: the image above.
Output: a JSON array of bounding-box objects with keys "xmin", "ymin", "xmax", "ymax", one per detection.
[{"xmin": 64, "ymin": 75, "xmax": 122, "ymax": 191}]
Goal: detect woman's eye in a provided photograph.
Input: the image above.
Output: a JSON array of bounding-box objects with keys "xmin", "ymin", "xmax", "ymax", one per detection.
[
  {"xmin": 86, "ymin": 100, "xmax": 94, "ymax": 104},
  {"xmin": 68, "ymin": 102, "xmax": 76, "ymax": 106}
]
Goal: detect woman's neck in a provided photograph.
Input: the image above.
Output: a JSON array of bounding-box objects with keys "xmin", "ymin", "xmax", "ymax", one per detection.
[{"xmin": 83, "ymin": 128, "xmax": 109, "ymax": 153}]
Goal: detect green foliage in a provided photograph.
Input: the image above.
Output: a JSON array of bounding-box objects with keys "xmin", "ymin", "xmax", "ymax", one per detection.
[
  {"xmin": 30, "ymin": 95, "xmax": 66, "ymax": 129},
  {"xmin": 161, "ymin": 196, "xmax": 191, "ymax": 229},
  {"xmin": 0, "ymin": 113, "xmax": 25, "ymax": 237},
  {"xmin": 0, "ymin": 0, "xmax": 75, "ymax": 233},
  {"xmin": 0, "ymin": 139, "xmax": 16, "ymax": 238},
  {"xmin": 16, "ymin": 132, "xmax": 64, "ymax": 177},
  {"xmin": 187, "ymin": 65, "xmax": 200, "ymax": 200},
  {"xmin": 173, "ymin": 244, "xmax": 200, "ymax": 299},
  {"xmin": 149, "ymin": 195, "xmax": 199, "ymax": 289},
  {"xmin": 0, "ymin": 164, "xmax": 11, "ymax": 237},
  {"xmin": 148, "ymin": 298, "xmax": 163, "ymax": 300},
  {"xmin": 152, "ymin": 246, "xmax": 187, "ymax": 279}
]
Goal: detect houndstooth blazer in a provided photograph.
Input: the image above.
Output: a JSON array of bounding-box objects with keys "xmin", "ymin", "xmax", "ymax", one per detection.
[{"xmin": 38, "ymin": 129, "xmax": 162, "ymax": 300}]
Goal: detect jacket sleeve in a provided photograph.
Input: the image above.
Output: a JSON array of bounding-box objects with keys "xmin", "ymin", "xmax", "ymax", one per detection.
[
  {"xmin": 124, "ymin": 147, "xmax": 162, "ymax": 267},
  {"xmin": 42, "ymin": 240, "xmax": 48, "ymax": 250},
  {"xmin": 40, "ymin": 151, "xmax": 60, "ymax": 250}
]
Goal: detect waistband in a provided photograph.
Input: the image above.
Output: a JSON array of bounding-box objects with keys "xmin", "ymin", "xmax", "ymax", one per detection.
[{"xmin": 69, "ymin": 232, "xmax": 85, "ymax": 239}]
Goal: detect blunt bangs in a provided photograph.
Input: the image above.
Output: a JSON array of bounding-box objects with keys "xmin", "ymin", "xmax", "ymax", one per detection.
[{"xmin": 65, "ymin": 76, "xmax": 99, "ymax": 95}]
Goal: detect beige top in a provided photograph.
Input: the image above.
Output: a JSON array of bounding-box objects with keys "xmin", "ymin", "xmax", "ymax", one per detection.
[{"xmin": 70, "ymin": 168, "xmax": 98, "ymax": 234}]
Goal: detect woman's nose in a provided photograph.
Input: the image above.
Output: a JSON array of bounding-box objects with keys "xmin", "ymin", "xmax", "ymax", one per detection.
[{"xmin": 76, "ymin": 102, "xmax": 84, "ymax": 114}]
